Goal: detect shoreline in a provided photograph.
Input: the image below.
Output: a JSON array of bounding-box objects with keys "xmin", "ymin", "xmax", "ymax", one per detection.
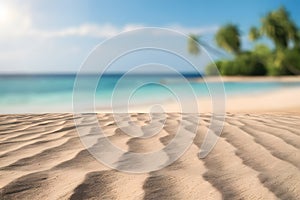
[
  {"xmin": 96, "ymin": 86, "xmax": 300, "ymax": 113},
  {"xmin": 194, "ymin": 75, "xmax": 300, "ymax": 82}
]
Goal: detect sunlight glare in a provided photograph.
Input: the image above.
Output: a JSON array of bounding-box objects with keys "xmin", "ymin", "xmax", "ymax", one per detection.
[{"xmin": 0, "ymin": 3, "xmax": 14, "ymax": 24}]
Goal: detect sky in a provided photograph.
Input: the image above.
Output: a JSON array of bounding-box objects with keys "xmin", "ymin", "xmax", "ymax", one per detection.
[{"xmin": 0, "ymin": 0, "xmax": 299, "ymax": 73}]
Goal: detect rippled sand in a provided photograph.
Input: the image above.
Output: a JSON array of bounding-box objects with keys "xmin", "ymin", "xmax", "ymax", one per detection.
[{"xmin": 1, "ymin": 113, "xmax": 300, "ymax": 199}]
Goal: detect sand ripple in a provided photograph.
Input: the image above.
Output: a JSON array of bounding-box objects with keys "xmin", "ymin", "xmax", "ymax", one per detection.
[{"xmin": 0, "ymin": 113, "xmax": 300, "ymax": 199}]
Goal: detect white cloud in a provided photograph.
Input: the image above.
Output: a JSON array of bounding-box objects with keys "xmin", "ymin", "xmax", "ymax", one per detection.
[
  {"xmin": 0, "ymin": 3, "xmax": 121, "ymax": 39},
  {"xmin": 26, "ymin": 23, "xmax": 145, "ymax": 38},
  {"xmin": 0, "ymin": 2, "xmax": 218, "ymax": 39}
]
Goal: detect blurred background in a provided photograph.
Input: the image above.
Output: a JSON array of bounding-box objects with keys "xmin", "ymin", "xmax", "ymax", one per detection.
[{"xmin": 0, "ymin": 0, "xmax": 300, "ymax": 113}]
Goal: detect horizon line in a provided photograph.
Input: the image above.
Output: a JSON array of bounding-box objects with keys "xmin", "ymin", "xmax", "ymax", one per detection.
[{"xmin": 0, "ymin": 72, "xmax": 203, "ymax": 77}]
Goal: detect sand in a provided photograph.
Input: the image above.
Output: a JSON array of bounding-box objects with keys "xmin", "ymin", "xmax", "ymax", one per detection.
[
  {"xmin": 113, "ymin": 86, "xmax": 300, "ymax": 113},
  {"xmin": 1, "ymin": 112, "xmax": 300, "ymax": 199}
]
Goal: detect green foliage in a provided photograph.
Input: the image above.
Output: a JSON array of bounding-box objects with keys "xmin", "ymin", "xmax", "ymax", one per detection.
[
  {"xmin": 208, "ymin": 47, "xmax": 300, "ymax": 76},
  {"xmin": 249, "ymin": 26, "xmax": 260, "ymax": 41},
  {"xmin": 187, "ymin": 6, "xmax": 300, "ymax": 76},
  {"xmin": 261, "ymin": 6, "xmax": 298, "ymax": 50},
  {"xmin": 215, "ymin": 24, "xmax": 241, "ymax": 54},
  {"xmin": 188, "ymin": 34, "xmax": 200, "ymax": 55},
  {"xmin": 282, "ymin": 49, "xmax": 300, "ymax": 74},
  {"xmin": 252, "ymin": 44, "xmax": 274, "ymax": 74},
  {"xmin": 202, "ymin": 6, "xmax": 300, "ymax": 76},
  {"xmin": 269, "ymin": 48, "xmax": 300, "ymax": 75},
  {"xmin": 296, "ymin": 31, "xmax": 300, "ymax": 49},
  {"xmin": 236, "ymin": 53, "xmax": 267, "ymax": 75},
  {"xmin": 209, "ymin": 53, "xmax": 267, "ymax": 76},
  {"xmin": 252, "ymin": 44, "xmax": 271, "ymax": 56}
]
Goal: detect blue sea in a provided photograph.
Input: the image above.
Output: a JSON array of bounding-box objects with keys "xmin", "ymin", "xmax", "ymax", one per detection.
[{"xmin": 1, "ymin": 74, "xmax": 300, "ymax": 113}]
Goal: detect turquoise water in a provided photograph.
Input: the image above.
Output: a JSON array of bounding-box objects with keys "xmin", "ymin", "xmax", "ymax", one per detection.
[{"xmin": 1, "ymin": 74, "xmax": 300, "ymax": 113}]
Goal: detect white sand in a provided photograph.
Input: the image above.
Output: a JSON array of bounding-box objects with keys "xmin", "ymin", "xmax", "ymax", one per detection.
[
  {"xmin": 105, "ymin": 86, "xmax": 300, "ymax": 113},
  {"xmin": 1, "ymin": 113, "xmax": 300, "ymax": 199}
]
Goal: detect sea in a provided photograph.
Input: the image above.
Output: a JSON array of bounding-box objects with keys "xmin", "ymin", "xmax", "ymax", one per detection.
[{"xmin": 1, "ymin": 74, "xmax": 300, "ymax": 113}]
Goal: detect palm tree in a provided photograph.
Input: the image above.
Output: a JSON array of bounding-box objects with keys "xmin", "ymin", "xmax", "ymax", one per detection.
[
  {"xmin": 215, "ymin": 24, "xmax": 241, "ymax": 54},
  {"xmin": 249, "ymin": 26, "xmax": 260, "ymax": 41},
  {"xmin": 261, "ymin": 6, "xmax": 298, "ymax": 50}
]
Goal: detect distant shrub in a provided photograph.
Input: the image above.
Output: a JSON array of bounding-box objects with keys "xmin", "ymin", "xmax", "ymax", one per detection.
[
  {"xmin": 205, "ymin": 61, "xmax": 222, "ymax": 75},
  {"xmin": 207, "ymin": 52, "xmax": 267, "ymax": 76}
]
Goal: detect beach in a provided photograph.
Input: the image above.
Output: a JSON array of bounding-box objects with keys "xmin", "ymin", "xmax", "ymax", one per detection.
[
  {"xmin": 112, "ymin": 76, "xmax": 300, "ymax": 113},
  {"xmin": 122, "ymin": 86, "xmax": 300, "ymax": 113},
  {"xmin": 0, "ymin": 111, "xmax": 300, "ymax": 199},
  {"xmin": 1, "ymin": 0, "xmax": 300, "ymax": 199},
  {"xmin": 1, "ymin": 77, "xmax": 300, "ymax": 199}
]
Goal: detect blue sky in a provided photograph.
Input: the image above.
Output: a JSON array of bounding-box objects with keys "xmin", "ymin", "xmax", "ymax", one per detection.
[{"xmin": 0, "ymin": 0, "xmax": 299, "ymax": 73}]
